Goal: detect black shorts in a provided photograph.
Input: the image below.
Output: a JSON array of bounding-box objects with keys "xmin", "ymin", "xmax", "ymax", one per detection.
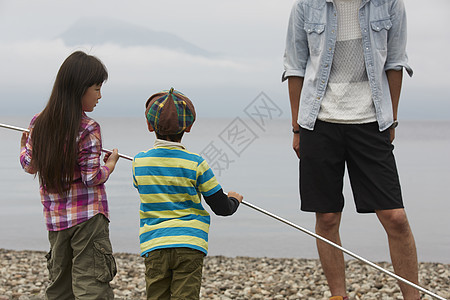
[{"xmin": 299, "ymin": 120, "xmax": 404, "ymax": 213}]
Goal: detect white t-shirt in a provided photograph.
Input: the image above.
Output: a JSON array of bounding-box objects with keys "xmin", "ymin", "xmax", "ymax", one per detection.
[{"xmin": 318, "ymin": 0, "xmax": 377, "ymax": 124}]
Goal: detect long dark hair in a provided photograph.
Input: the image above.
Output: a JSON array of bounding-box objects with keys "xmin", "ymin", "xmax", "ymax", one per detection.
[{"xmin": 31, "ymin": 51, "xmax": 108, "ymax": 195}]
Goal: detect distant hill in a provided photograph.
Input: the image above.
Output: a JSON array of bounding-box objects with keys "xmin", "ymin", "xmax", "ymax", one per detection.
[{"xmin": 58, "ymin": 17, "xmax": 212, "ymax": 57}]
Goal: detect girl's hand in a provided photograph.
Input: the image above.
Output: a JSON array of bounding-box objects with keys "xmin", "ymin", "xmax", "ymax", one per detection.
[
  {"xmin": 20, "ymin": 131, "xmax": 29, "ymax": 149},
  {"xmin": 103, "ymin": 150, "xmax": 112, "ymax": 164},
  {"xmin": 104, "ymin": 148, "xmax": 119, "ymax": 173}
]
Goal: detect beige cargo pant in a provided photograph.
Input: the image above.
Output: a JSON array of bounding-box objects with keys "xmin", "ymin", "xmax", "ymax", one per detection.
[
  {"xmin": 45, "ymin": 214, "xmax": 116, "ymax": 299},
  {"xmin": 144, "ymin": 247, "xmax": 205, "ymax": 300}
]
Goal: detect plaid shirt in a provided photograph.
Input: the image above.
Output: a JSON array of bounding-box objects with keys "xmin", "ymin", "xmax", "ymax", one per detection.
[{"xmin": 20, "ymin": 113, "xmax": 111, "ymax": 231}]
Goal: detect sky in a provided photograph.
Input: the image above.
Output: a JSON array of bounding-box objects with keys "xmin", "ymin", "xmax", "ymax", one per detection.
[{"xmin": 0, "ymin": 0, "xmax": 449, "ymax": 120}]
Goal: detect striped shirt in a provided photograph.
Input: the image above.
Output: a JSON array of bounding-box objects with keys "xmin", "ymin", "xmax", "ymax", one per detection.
[
  {"xmin": 132, "ymin": 139, "xmax": 222, "ymax": 256},
  {"xmin": 20, "ymin": 113, "xmax": 111, "ymax": 231}
]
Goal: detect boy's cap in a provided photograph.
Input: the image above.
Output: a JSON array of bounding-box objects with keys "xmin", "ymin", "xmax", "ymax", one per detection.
[{"xmin": 145, "ymin": 88, "xmax": 196, "ymax": 135}]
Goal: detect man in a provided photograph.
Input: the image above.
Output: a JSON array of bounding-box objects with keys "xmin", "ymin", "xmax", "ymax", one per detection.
[{"xmin": 283, "ymin": 0, "xmax": 419, "ymax": 299}]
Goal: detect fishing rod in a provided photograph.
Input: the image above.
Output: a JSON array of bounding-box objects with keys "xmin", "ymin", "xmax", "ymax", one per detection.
[
  {"xmin": 0, "ymin": 122, "xmax": 446, "ymax": 300},
  {"xmin": 0, "ymin": 123, "xmax": 132, "ymax": 161},
  {"xmin": 242, "ymin": 202, "xmax": 447, "ymax": 300}
]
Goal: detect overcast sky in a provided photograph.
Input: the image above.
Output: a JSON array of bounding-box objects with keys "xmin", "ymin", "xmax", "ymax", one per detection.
[{"xmin": 0, "ymin": 0, "xmax": 449, "ymax": 119}]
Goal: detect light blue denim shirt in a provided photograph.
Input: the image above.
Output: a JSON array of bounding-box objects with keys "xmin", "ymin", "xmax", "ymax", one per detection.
[{"xmin": 283, "ymin": 0, "xmax": 412, "ymax": 131}]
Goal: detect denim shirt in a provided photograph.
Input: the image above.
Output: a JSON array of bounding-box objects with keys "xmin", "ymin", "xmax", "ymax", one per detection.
[{"xmin": 283, "ymin": 0, "xmax": 412, "ymax": 131}]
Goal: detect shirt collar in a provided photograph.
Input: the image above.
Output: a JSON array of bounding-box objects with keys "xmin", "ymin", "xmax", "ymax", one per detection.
[
  {"xmin": 153, "ymin": 138, "xmax": 186, "ymax": 150},
  {"xmin": 327, "ymin": 0, "xmax": 371, "ymax": 3}
]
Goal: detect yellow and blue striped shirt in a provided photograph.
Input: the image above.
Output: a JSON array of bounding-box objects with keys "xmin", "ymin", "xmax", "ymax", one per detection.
[{"xmin": 133, "ymin": 140, "xmax": 222, "ymax": 256}]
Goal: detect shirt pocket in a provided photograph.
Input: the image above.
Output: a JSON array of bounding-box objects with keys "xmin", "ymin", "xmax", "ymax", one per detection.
[
  {"xmin": 370, "ymin": 19, "xmax": 392, "ymax": 51},
  {"xmin": 304, "ymin": 22, "xmax": 326, "ymax": 56}
]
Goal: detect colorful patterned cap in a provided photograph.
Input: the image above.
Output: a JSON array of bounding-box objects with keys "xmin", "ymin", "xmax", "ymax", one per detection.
[{"xmin": 145, "ymin": 88, "xmax": 196, "ymax": 135}]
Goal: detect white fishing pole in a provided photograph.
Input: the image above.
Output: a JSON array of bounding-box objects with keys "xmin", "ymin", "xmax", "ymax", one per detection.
[
  {"xmin": 241, "ymin": 201, "xmax": 446, "ymax": 300},
  {"xmin": 1, "ymin": 122, "xmax": 446, "ymax": 300},
  {"xmin": 0, "ymin": 123, "xmax": 27, "ymax": 133},
  {"xmin": 102, "ymin": 148, "xmax": 133, "ymax": 161},
  {"xmin": 0, "ymin": 123, "xmax": 132, "ymax": 161}
]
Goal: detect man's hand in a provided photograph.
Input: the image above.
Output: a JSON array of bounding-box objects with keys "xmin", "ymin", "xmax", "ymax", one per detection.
[
  {"xmin": 293, "ymin": 132, "xmax": 300, "ymax": 158},
  {"xmin": 390, "ymin": 128, "xmax": 396, "ymax": 143}
]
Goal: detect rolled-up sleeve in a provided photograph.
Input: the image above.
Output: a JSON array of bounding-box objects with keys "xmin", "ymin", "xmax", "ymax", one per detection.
[
  {"xmin": 20, "ymin": 140, "xmax": 34, "ymax": 174},
  {"xmin": 384, "ymin": 0, "xmax": 413, "ymax": 76},
  {"xmin": 78, "ymin": 122, "xmax": 110, "ymax": 187},
  {"xmin": 283, "ymin": 0, "xmax": 309, "ymax": 81},
  {"xmin": 19, "ymin": 115, "xmax": 38, "ymax": 174}
]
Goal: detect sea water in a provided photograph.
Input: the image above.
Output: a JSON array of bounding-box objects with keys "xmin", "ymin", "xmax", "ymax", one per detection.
[{"xmin": 0, "ymin": 116, "xmax": 449, "ymax": 263}]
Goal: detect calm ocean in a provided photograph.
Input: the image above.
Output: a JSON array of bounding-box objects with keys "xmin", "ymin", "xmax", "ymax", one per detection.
[{"xmin": 1, "ymin": 116, "xmax": 449, "ymax": 263}]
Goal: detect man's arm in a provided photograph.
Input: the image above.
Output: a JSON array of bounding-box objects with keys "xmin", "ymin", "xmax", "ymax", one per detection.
[
  {"xmin": 386, "ymin": 69, "xmax": 403, "ymax": 142},
  {"xmin": 288, "ymin": 76, "xmax": 304, "ymax": 158}
]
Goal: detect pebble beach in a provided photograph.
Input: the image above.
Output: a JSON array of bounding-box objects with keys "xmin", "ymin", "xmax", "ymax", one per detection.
[{"xmin": 0, "ymin": 249, "xmax": 448, "ymax": 300}]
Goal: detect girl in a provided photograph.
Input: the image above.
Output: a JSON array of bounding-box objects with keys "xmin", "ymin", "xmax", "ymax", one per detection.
[{"xmin": 20, "ymin": 51, "xmax": 119, "ymax": 299}]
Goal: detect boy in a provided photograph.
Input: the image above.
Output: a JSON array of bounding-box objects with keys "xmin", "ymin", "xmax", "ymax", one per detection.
[{"xmin": 132, "ymin": 88, "xmax": 243, "ymax": 300}]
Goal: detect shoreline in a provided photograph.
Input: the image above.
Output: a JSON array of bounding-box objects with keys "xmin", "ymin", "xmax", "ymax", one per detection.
[{"xmin": 0, "ymin": 249, "xmax": 448, "ymax": 300}]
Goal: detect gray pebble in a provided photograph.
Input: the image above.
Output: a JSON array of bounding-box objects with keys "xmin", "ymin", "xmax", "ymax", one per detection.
[{"xmin": 0, "ymin": 249, "xmax": 448, "ymax": 300}]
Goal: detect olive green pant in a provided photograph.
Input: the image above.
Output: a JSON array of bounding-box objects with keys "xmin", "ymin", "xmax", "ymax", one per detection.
[
  {"xmin": 144, "ymin": 248, "xmax": 205, "ymax": 300},
  {"xmin": 45, "ymin": 214, "xmax": 117, "ymax": 300}
]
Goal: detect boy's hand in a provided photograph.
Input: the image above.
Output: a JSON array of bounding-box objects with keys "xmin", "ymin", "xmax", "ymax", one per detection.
[{"xmin": 227, "ymin": 191, "xmax": 243, "ymax": 203}]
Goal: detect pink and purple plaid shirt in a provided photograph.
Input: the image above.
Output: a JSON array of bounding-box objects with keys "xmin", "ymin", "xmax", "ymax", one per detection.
[{"xmin": 20, "ymin": 113, "xmax": 111, "ymax": 231}]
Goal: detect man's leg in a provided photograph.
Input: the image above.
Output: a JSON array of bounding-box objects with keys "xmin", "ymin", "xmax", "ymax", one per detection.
[
  {"xmin": 376, "ymin": 208, "xmax": 419, "ymax": 300},
  {"xmin": 298, "ymin": 122, "xmax": 347, "ymax": 298},
  {"xmin": 316, "ymin": 212, "xmax": 347, "ymax": 298}
]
